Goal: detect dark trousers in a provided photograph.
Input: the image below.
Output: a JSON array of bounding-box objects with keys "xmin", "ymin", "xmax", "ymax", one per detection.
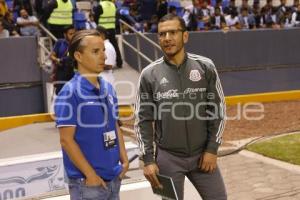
[
  {"xmin": 106, "ymin": 29, "xmax": 123, "ymax": 68},
  {"xmin": 156, "ymin": 148, "xmax": 227, "ymax": 200},
  {"xmin": 48, "ymin": 24, "xmax": 67, "ymax": 39}
]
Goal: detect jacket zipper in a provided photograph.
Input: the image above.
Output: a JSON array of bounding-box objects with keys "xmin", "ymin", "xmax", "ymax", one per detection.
[{"xmin": 177, "ymin": 66, "xmax": 191, "ymax": 156}]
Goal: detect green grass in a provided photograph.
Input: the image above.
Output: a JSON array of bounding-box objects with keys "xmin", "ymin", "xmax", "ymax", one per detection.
[{"xmin": 246, "ymin": 133, "xmax": 300, "ymax": 165}]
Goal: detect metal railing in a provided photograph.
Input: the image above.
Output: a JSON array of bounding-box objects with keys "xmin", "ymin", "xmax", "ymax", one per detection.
[
  {"xmin": 37, "ymin": 24, "xmax": 58, "ymax": 73},
  {"xmin": 119, "ymin": 19, "xmax": 162, "ymax": 72},
  {"xmin": 39, "ymin": 24, "xmax": 58, "ymax": 43}
]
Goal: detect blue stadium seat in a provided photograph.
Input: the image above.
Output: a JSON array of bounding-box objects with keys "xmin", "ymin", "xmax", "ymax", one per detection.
[
  {"xmin": 5, "ymin": 0, "xmax": 13, "ymax": 10},
  {"xmin": 168, "ymin": 1, "xmax": 184, "ymax": 17},
  {"xmin": 168, "ymin": 1, "xmax": 181, "ymax": 8},
  {"xmin": 73, "ymin": 11, "xmax": 87, "ymax": 30}
]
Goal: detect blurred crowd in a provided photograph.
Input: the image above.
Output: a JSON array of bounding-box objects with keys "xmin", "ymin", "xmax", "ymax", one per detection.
[
  {"xmin": 1, "ymin": 0, "xmax": 300, "ymax": 39},
  {"xmin": 119, "ymin": 0, "xmax": 300, "ymax": 32}
]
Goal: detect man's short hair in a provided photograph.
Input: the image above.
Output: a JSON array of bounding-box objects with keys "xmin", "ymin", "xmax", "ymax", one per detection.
[
  {"xmin": 63, "ymin": 25, "xmax": 75, "ymax": 34},
  {"xmin": 158, "ymin": 14, "xmax": 187, "ymax": 32}
]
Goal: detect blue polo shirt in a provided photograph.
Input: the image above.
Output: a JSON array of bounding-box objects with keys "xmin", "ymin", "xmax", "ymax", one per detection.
[{"xmin": 54, "ymin": 72, "xmax": 122, "ymax": 180}]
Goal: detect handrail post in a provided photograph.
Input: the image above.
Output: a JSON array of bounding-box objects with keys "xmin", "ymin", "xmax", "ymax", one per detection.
[
  {"xmin": 154, "ymin": 48, "xmax": 158, "ymax": 60},
  {"xmin": 136, "ymin": 35, "xmax": 142, "ymax": 72}
]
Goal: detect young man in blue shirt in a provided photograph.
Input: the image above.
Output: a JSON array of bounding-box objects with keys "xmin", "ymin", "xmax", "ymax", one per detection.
[{"xmin": 54, "ymin": 29, "xmax": 129, "ymax": 200}]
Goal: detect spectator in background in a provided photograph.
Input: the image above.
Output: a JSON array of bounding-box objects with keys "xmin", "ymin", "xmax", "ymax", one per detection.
[
  {"xmin": 198, "ymin": 0, "xmax": 213, "ymax": 30},
  {"xmin": 85, "ymin": 13, "xmax": 97, "ymax": 30},
  {"xmin": 92, "ymin": 0, "xmax": 103, "ymax": 27},
  {"xmin": 270, "ymin": 7, "xmax": 280, "ymax": 28},
  {"xmin": 261, "ymin": 0, "xmax": 274, "ymax": 16},
  {"xmin": 200, "ymin": 0, "xmax": 214, "ymax": 17},
  {"xmin": 0, "ymin": 20, "xmax": 9, "ymax": 38},
  {"xmin": 97, "ymin": 25, "xmax": 116, "ymax": 86},
  {"xmin": 17, "ymin": 8, "xmax": 40, "ymax": 36},
  {"xmin": 2, "ymin": 11, "xmax": 20, "ymax": 36},
  {"xmin": 238, "ymin": 0, "xmax": 252, "ymax": 14},
  {"xmin": 224, "ymin": 0, "xmax": 237, "ymax": 16},
  {"xmin": 210, "ymin": 6, "xmax": 226, "ymax": 30},
  {"xmin": 252, "ymin": 0, "xmax": 262, "ymax": 28},
  {"xmin": 291, "ymin": 4, "xmax": 300, "ymax": 27},
  {"xmin": 13, "ymin": 0, "xmax": 33, "ymax": 16},
  {"xmin": 139, "ymin": 0, "xmax": 157, "ymax": 22},
  {"xmin": 292, "ymin": 0, "xmax": 299, "ymax": 13},
  {"xmin": 239, "ymin": 7, "xmax": 256, "ymax": 29},
  {"xmin": 157, "ymin": 0, "xmax": 168, "ymax": 20},
  {"xmin": 212, "ymin": 0, "xmax": 223, "ymax": 15},
  {"xmin": 277, "ymin": 0, "xmax": 288, "ymax": 21},
  {"xmin": 279, "ymin": 7, "xmax": 293, "ymax": 28},
  {"xmin": 147, "ymin": 14, "xmax": 159, "ymax": 32},
  {"xmin": 183, "ymin": 0, "xmax": 201, "ymax": 31},
  {"xmin": 169, "ymin": 6, "xmax": 177, "ymax": 16},
  {"xmin": 99, "ymin": 0, "xmax": 123, "ymax": 68},
  {"xmin": 225, "ymin": 8, "xmax": 240, "ymax": 29},
  {"xmin": 50, "ymin": 25, "xmax": 75, "ymax": 94},
  {"xmin": 46, "ymin": 0, "xmax": 74, "ymax": 39},
  {"xmin": 0, "ymin": 0, "xmax": 8, "ymax": 17}
]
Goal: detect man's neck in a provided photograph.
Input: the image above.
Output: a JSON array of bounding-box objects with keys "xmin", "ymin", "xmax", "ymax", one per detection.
[
  {"xmin": 166, "ymin": 50, "xmax": 185, "ymax": 67},
  {"xmin": 78, "ymin": 69, "xmax": 100, "ymax": 88}
]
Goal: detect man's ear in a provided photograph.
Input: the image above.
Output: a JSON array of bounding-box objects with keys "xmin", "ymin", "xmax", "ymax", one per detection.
[
  {"xmin": 183, "ymin": 31, "xmax": 189, "ymax": 44},
  {"xmin": 74, "ymin": 51, "xmax": 81, "ymax": 64}
]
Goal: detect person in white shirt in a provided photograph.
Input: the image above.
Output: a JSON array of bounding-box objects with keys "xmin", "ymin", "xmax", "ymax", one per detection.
[
  {"xmin": 85, "ymin": 13, "xmax": 97, "ymax": 30},
  {"xmin": 291, "ymin": 4, "xmax": 300, "ymax": 27},
  {"xmin": 16, "ymin": 9, "xmax": 40, "ymax": 36},
  {"xmin": 97, "ymin": 25, "xmax": 116, "ymax": 87},
  {"xmin": 225, "ymin": 8, "xmax": 240, "ymax": 29}
]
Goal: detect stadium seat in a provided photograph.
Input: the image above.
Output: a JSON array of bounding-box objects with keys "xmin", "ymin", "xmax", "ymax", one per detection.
[{"xmin": 73, "ymin": 11, "xmax": 87, "ymax": 30}]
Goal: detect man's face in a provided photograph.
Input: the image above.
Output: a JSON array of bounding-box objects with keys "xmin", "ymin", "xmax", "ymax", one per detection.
[
  {"xmin": 20, "ymin": 9, "xmax": 28, "ymax": 18},
  {"xmin": 65, "ymin": 28, "xmax": 75, "ymax": 42},
  {"xmin": 158, "ymin": 20, "xmax": 188, "ymax": 58},
  {"xmin": 242, "ymin": 10, "xmax": 248, "ymax": 17},
  {"xmin": 75, "ymin": 36, "xmax": 106, "ymax": 74}
]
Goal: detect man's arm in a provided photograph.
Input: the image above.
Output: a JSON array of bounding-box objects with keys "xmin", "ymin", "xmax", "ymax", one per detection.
[
  {"xmin": 200, "ymin": 60, "xmax": 226, "ymax": 173},
  {"xmin": 116, "ymin": 123, "xmax": 129, "ymax": 179},
  {"xmin": 135, "ymin": 72, "xmax": 161, "ymax": 188},
  {"xmin": 59, "ymin": 126, "xmax": 107, "ymax": 188}
]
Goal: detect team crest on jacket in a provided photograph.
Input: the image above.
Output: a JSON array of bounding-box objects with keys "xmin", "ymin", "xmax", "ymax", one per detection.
[{"xmin": 189, "ymin": 70, "xmax": 201, "ymax": 82}]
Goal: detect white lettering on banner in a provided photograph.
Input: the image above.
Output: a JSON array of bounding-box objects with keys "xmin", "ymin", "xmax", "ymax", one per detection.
[{"xmin": 0, "ymin": 158, "xmax": 66, "ymax": 199}]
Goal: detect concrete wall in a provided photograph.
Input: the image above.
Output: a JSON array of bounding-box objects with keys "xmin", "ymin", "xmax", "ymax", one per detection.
[{"xmin": 0, "ymin": 37, "xmax": 45, "ymax": 117}]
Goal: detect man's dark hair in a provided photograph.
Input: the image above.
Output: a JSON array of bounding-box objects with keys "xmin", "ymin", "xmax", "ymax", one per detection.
[
  {"xmin": 96, "ymin": 25, "xmax": 108, "ymax": 39},
  {"xmin": 68, "ymin": 29, "xmax": 101, "ymax": 63},
  {"xmin": 158, "ymin": 14, "xmax": 187, "ymax": 31},
  {"xmin": 63, "ymin": 25, "xmax": 75, "ymax": 34}
]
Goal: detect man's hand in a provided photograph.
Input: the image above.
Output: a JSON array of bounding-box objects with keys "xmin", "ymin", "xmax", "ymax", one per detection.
[
  {"xmin": 143, "ymin": 163, "xmax": 162, "ymax": 189},
  {"xmin": 119, "ymin": 161, "xmax": 129, "ymax": 180},
  {"xmin": 85, "ymin": 173, "xmax": 107, "ymax": 189},
  {"xmin": 199, "ymin": 152, "xmax": 217, "ymax": 173}
]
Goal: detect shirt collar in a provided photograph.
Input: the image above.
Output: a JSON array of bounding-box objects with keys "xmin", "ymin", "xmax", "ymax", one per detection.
[
  {"xmin": 163, "ymin": 52, "xmax": 188, "ymax": 69},
  {"xmin": 74, "ymin": 73, "xmax": 107, "ymax": 96}
]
